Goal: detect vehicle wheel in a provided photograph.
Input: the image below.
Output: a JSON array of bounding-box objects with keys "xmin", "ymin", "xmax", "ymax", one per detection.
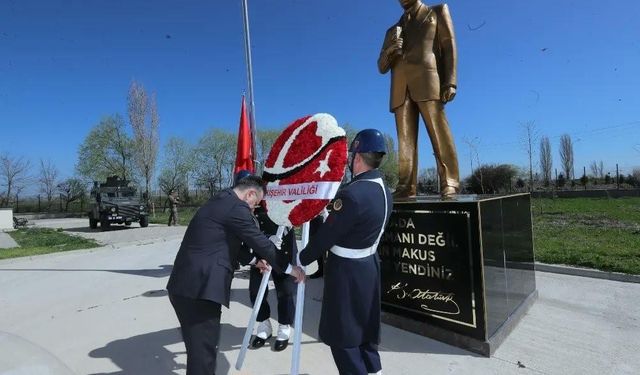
[
  {"xmin": 100, "ymin": 215, "xmax": 110, "ymax": 231},
  {"xmin": 89, "ymin": 218, "xmax": 98, "ymax": 229},
  {"xmin": 125, "ymin": 221, "xmax": 132, "ymax": 226},
  {"xmin": 139, "ymin": 216, "xmax": 149, "ymax": 228}
]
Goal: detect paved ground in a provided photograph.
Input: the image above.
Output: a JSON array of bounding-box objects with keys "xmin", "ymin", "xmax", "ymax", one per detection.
[
  {"xmin": 30, "ymin": 218, "xmax": 186, "ymax": 247},
  {"xmin": 0, "ymin": 220, "xmax": 638, "ymax": 375}
]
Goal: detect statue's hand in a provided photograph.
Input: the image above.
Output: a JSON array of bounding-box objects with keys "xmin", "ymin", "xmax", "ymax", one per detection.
[
  {"xmin": 441, "ymin": 86, "xmax": 456, "ymax": 103},
  {"xmin": 386, "ymin": 38, "xmax": 403, "ymax": 60}
]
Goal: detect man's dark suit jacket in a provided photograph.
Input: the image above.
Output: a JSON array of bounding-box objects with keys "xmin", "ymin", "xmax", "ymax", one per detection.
[{"xmin": 167, "ymin": 189, "xmax": 289, "ymax": 307}]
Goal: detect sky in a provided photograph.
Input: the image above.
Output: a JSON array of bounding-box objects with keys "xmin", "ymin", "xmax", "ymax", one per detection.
[{"xmin": 1, "ymin": 0, "xmax": 640, "ymax": 190}]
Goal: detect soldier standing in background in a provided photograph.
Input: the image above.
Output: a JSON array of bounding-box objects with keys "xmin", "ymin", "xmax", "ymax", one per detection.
[{"xmin": 168, "ymin": 189, "xmax": 180, "ymax": 226}]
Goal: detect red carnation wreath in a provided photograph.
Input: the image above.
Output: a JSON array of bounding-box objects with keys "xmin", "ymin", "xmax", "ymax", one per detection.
[{"xmin": 263, "ymin": 113, "xmax": 347, "ymax": 227}]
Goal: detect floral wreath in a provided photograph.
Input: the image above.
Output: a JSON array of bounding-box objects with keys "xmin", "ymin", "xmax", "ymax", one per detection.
[{"xmin": 263, "ymin": 113, "xmax": 347, "ymax": 227}]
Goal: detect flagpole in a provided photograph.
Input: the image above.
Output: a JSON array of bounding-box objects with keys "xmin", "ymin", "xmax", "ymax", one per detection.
[{"xmin": 241, "ymin": 0, "xmax": 258, "ymax": 170}]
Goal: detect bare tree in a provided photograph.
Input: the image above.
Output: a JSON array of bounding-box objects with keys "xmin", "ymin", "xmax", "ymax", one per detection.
[
  {"xmin": 39, "ymin": 159, "xmax": 59, "ymax": 210},
  {"xmin": 633, "ymin": 167, "xmax": 640, "ymax": 183},
  {"xmin": 463, "ymin": 137, "xmax": 483, "ymax": 194},
  {"xmin": 57, "ymin": 178, "xmax": 86, "ymax": 212},
  {"xmin": 589, "ymin": 160, "xmax": 604, "ymax": 180},
  {"xmin": 559, "ymin": 134, "xmax": 574, "ymax": 181},
  {"xmin": 539, "ymin": 136, "xmax": 552, "ymax": 187},
  {"xmin": 256, "ymin": 129, "xmax": 281, "ymax": 174},
  {"xmin": 0, "ymin": 153, "xmax": 31, "ymax": 207},
  {"xmin": 520, "ymin": 121, "xmax": 539, "ymax": 191},
  {"xmin": 128, "ymin": 80, "xmax": 159, "ymax": 200},
  {"xmin": 158, "ymin": 137, "xmax": 193, "ymax": 196}
]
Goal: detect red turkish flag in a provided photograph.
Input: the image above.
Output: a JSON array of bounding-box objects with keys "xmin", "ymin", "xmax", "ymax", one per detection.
[{"xmin": 234, "ymin": 96, "xmax": 254, "ymax": 174}]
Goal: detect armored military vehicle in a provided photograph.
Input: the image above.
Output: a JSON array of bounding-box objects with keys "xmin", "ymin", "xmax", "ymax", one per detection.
[{"xmin": 88, "ymin": 176, "xmax": 149, "ymax": 230}]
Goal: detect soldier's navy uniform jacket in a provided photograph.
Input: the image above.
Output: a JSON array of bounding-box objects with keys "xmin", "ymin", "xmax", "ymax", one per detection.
[
  {"xmin": 167, "ymin": 189, "xmax": 289, "ymax": 307},
  {"xmin": 240, "ymin": 207, "xmax": 298, "ymax": 325},
  {"xmin": 299, "ymin": 169, "xmax": 392, "ymax": 348}
]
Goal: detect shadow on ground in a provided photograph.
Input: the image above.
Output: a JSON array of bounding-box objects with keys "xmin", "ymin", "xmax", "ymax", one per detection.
[
  {"xmin": 63, "ymin": 226, "xmax": 140, "ymax": 233},
  {"xmin": 229, "ymin": 268, "xmax": 472, "ymax": 357},
  {"xmin": 87, "ymin": 323, "xmax": 247, "ymax": 375},
  {"xmin": 0, "ymin": 265, "xmax": 173, "ymax": 278}
]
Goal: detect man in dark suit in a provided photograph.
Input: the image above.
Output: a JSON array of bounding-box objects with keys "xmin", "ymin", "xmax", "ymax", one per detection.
[
  {"xmin": 378, "ymin": 0, "xmax": 460, "ymax": 198},
  {"xmin": 299, "ymin": 129, "xmax": 393, "ymax": 375},
  {"xmin": 166, "ymin": 175, "xmax": 305, "ymax": 375}
]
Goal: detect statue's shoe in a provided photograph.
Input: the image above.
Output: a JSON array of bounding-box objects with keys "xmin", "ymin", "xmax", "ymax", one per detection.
[{"xmin": 441, "ymin": 186, "xmax": 459, "ymax": 199}]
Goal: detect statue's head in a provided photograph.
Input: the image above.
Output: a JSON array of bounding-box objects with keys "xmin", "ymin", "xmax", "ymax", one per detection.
[{"xmin": 399, "ymin": 0, "xmax": 419, "ymax": 10}]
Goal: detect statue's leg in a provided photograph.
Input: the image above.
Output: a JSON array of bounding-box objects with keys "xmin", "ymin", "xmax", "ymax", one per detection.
[
  {"xmin": 394, "ymin": 96, "xmax": 419, "ymax": 197},
  {"xmin": 417, "ymin": 100, "xmax": 460, "ymax": 193}
]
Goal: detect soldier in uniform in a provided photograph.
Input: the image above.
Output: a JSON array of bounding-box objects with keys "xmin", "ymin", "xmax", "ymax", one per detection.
[
  {"xmin": 242, "ymin": 205, "xmax": 298, "ymax": 351},
  {"xmin": 168, "ymin": 189, "xmax": 180, "ymax": 226},
  {"xmin": 234, "ymin": 170, "xmax": 298, "ymax": 351},
  {"xmin": 299, "ymin": 129, "xmax": 393, "ymax": 375}
]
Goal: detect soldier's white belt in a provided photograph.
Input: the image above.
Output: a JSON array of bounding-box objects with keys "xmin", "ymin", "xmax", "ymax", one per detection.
[{"xmin": 330, "ymin": 245, "xmax": 377, "ymax": 259}]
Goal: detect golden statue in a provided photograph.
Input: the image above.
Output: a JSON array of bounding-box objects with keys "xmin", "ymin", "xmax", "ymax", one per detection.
[{"xmin": 378, "ymin": 0, "xmax": 460, "ymax": 198}]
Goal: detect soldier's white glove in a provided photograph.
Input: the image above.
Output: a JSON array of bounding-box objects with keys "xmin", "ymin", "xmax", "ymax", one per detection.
[
  {"xmin": 269, "ymin": 235, "xmax": 283, "ymax": 250},
  {"xmin": 320, "ymin": 208, "xmax": 329, "ymax": 222}
]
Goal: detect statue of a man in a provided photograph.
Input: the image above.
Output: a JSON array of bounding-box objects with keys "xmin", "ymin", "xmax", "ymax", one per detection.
[{"xmin": 378, "ymin": 0, "xmax": 460, "ymax": 198}]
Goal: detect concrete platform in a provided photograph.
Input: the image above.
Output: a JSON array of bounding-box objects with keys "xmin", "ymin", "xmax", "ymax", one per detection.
[
  {"xmin": 0, "ymin": 229, "xmax": 638, "ymax": 374},
  {"xmin": 0, "ymin": 232, "xmax": 18, "ymax": 249}
]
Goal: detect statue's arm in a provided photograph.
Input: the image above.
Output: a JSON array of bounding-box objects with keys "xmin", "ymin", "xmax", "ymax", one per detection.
[
  {"xmin": 377, "ymin": 27, "xmax": 395, "ymax": 74},
  {"xmin": 437, "ymin": 4, "xmax": 457, "ymax": 89}
]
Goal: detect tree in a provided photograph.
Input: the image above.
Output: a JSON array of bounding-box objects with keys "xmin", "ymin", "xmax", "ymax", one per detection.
[
  {"xmin": 463, "ymin": 136, "xmax": 484, "ymax": 194},
  {"xmin": 158, "ymin": 137, "xmax": 193, "ymax": 197},
  {"xmin": 193, "ymin": 129, "xmax": 236, "ymax": 196},
  {"xmin": 379, "ymin": 134, "xmax": 399, "ymax": 189},
  {"xmin": 38, "ymin": 159, "xmax": 59, "ymax": 210},
  {"xmin": 539, "ymin": 136, "xmax": 552, "ymax": 187},
  {"xmin": 557, "ymin": 173, "xmax": 566, "ymax": 187},
  {"xmin": 76, "ymin": 115, "xmax": 135, "ymax": 182},
  {"xmin": 559, "ymin": 134, "xmax": 574, "ymax": 180},
  {"xmin": 520, "ymin": 121, "xmax": 538, "ymax": 191},
  {"xmin": 128, "ymin": 80, "xmax": 159, "ymax": 200},
  {"xmin": 464, "ymin": 164, "xmax": 517, "ymax": 194},
  {"xmin": 580, "ymin": 173, "xmax": 588, "ymax": 188},
  {"xmin": 589, "ymin": 160, "xmax": 604, "ymax": 182},
  {"xmin": 57, "ymin": 178, "xmax": 86, "ymax": 212},
  {"xmin": 418, "ymin": 167, "xmax": 438, "ymax": 194},
  {"xmin": 627, "ymin": 172, "xmax": 639, "ymax": 187},
  {"xmin": 632, "ymin": 168, "xmax": 640, "ymax": 186},
  {"xmin": 255, "ymin": 129, "xmax": 281, "ymax": 174},
  {"xmin": 0, "ymin": 153, "xmax": 31, "ymax": 207}
]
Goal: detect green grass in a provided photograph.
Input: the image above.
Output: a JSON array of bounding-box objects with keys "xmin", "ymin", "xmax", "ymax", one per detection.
[
  {"xmin": 2, "ymin": 228, "xmax": 100, "ymax": 260},
  {"xmin": 149, "ymin": 206, "xmax": 199, "ymax": 226},
  {"xmin": 533, "ymin": 197, "xmax": 640, "ymax": 274}
]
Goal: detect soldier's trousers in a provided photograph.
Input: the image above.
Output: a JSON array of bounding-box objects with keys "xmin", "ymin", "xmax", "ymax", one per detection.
[
  {"xmin": 168, "ymin": 208, "xmax": 178, "ymax": 226},
  {"xmin": 249, "ymin": 265, "xmax": 296, "ymax": 325}
]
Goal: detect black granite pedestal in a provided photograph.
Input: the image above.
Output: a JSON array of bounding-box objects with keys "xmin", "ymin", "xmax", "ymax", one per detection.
[{"xmin": 379, "ymin": 193, "xmax": 537, "ymax": 356}]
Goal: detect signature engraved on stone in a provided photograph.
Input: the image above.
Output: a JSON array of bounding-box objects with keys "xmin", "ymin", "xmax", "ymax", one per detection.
[{"xmin": 387, "ymin": 282, "xmax": 460, "ymax": 315}]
